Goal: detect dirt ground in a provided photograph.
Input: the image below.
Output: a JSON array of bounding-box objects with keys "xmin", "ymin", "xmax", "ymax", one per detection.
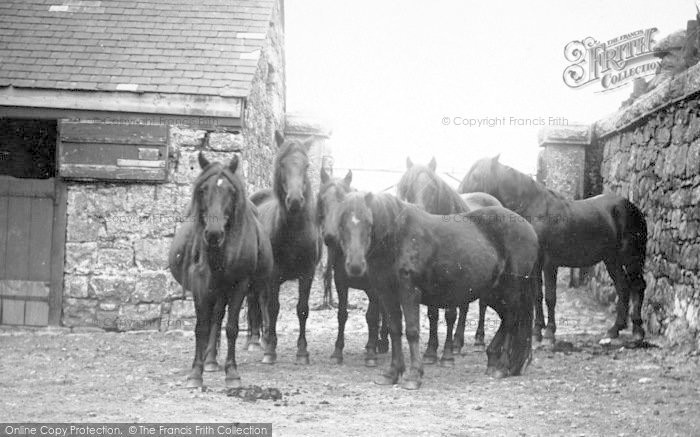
[{"xmin": 1, "ymin": 280, "xmax": 699, "ymax": 437}]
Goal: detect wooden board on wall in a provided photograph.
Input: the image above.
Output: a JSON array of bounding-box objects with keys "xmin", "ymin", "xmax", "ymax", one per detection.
[{"xmin": 58, "ymin": 121, "xmax": 169, "ymax": 182}]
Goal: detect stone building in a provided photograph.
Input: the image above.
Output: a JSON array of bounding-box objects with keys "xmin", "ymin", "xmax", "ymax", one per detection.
[
  {"xmin": 0, "ymin": 0, "xmax": 286, "ymax": 330},
  {"xmin": 540, "ymin": 61, "xmax": 700, "ymax": 349}
]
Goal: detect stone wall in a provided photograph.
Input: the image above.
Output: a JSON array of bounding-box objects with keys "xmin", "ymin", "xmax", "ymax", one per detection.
[
  {"xmin": 61, "ymin": 0, "xmax": 286, "ymax": 331},
  {"xmin": 588, "ymin": 62, "xmax": 700, "ymax": 348}
]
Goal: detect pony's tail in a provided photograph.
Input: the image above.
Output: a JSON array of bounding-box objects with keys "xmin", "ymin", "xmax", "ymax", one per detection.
[
  {"xmin": 621, "ymin": 201, "xmax": 648, "ymax": 292},
  {"xmin": 509, "ymin": 275, "xmax": 534, "ymax": 376}
]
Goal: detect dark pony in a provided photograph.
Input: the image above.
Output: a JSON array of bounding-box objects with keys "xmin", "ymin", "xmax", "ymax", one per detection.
[
  {"xmin": 335, "ymin": 192, "xmax": 537, "ymax": 389},
  {"xmin": 459, "ymin": 156, "xmax": 648, "ymax": 344},
  {"xmin": 317, "ymin": 168, "xmax": 389, "ymax": 366},
  {"xmin": 396, "ymin": 157, "xmax": 501, "ymax": 361},
  {"xmin": 168, "ymin": 152, "xmax": 273, "ymax": 388},
  {"xmin": 248, "ymin": 131, "xmax": 323, "ymax": 364}
]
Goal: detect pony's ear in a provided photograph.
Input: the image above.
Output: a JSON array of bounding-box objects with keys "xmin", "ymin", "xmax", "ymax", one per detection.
[
  {"xmin": 428, "ymin": 156, "xmax": 437, "ymax": 172},
  {"xmin": 301, "ymin": 136, "xmax": 314, "ymax": 153},
  {"xmin": 406, "ymin": 157, "xmax": 413, "ymax": 169},
  {"xmin": 198, "ymin": 151, "xmax": 210, "ymax": 169},
  {"xmin": 493, "ymin": 154, "xmax": 501, "ymax": 163},
  {"xmin": 321, "ymin": 167, "xmax": 330, "ymax": 184},
  {"xmin": 343, "ymin": 169, "xmax": 353, "ymax": 186},
  {"xmin": 274, "ymin": 130, "xmax": 285, "ymax": 148},
  {"xmin": 364, "ymin": 191, "xmax": 374, "ymax": 205},
  {"xmin": 491, "ymin": 154, "xmax": 501, "ymax": 171},
  {"xmin": 228, "ymin": 154, "xmax": 239, "ymax": 174}
]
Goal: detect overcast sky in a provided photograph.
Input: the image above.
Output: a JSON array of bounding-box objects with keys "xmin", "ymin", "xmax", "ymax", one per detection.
[{"xmin": 285, "ymin": 0, "xmax": 696, "ymax": 190}]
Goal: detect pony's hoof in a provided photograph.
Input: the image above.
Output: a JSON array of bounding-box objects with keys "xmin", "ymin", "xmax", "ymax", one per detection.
[
  {"xmin": 330, "ymin": 354, "xmax": 343, "ymax": 365},
  {"xmin": 376, "ymin": 340, "xmax": 389, "ymax": 354},
  {"xmin": 365, "ymin": 358, "xmax": 377, "ymax": 368},
  {"xmin": 440, "ymin": 357, "xmax": 455, "ymax": 367},
  {"xmin": 225, "ymin": 377, "xmax": 241, "ymax": 389},
  {"xmin": 423, "ymin": 353, "xmax": 438, "ymax": 365},
  {"xmin": 203, "ymin": 362, "xmax": 220, "ymax": 372},
  {"xmin": 374, "ymin": 373, "xmax": 397, "ymax": 386},
  {"xmin": 491, "ymin": 369, "xmax": 508, "ymax": 379},
  {"xmin": 185, "ymin": 377, "xmax": 203, "ymax": 389},
  {"xmin": 542, "ymin": 336, "xmax": 555, "ymax": 347},
  {"xmin": 295, "ymin": 354, "xmax": 310, "ymax": 365},
  {"xmin": 606, "ymin": 327, "xmax": 620, "ymax": 339},
  {"xmin": 452, "ymin": 346, "xmax": 463, "ymax": 355},
  {"xmin": 247, "ymin": 342, "xmax": 262, "ymax": 352},
  {"xmin": 632, "ymin": 326, "xmax": 645, "ymax": 342},
  {"xmin": 401, "ymin": 379, "xmax": 421, "ymax": 390},
  {"xmin": 261, "ymin": 354, "xmax": 276, "ymax": 365}
]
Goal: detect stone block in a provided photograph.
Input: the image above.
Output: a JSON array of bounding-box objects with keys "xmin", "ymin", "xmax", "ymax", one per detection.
[
  {"xmin": 66, "ymin": 214, "xmax": 103, "ymax": 242},
  {"xmin": 134, "ymin": 238, "xmax": 170, "ymax": 270},
  {"xmin": 208, "ymin": 132, "xmax": 244, "ymax": 152},
  {"xmin": 62, "ymin": 298, "xmax": 97, "ymax": 327},
  {"xmin": 64, "ymin": 275, "xmax": 89, "ymax": 298},
  {"xmin": 88, "ymin": 275, "xmax": 136, "ymax": 302},
  {"xmin": 64, "ymin": 242, "xmax": 98, "ymax": 274},
  {"xmin": 132, "ymin": 271, "xmax": 171, "ymax": 303}
]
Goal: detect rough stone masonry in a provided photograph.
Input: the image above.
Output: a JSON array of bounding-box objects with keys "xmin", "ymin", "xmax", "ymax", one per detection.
[
  {"xmin": 61, "ymin": 0, "xmax": 286, "ymax": 331},
  {"xmin": 587, "ymin": 61, "xmax": 700, "ymax": 349}
]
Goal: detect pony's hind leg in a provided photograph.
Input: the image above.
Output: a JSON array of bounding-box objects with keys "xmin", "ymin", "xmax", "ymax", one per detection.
[
  {"xmin": 453, "ymin": 304, "xmax": 467, "ymax": 355},
  {"xmin": 423, "ymin": 305, "xmax": 439, "ymax": 365},
  {"xmin": 475, "ymin": 300, "xmax": 487, "ymax": 347},
  {"xmin": 377, "ymin": 309, "xmax": 390, "ymax": 354},
  {"xmin": 532, "ymin": 265, "xmax": 545, "ymax": 344},
  {"xmin": 625, "ymin": 258, "xmax": 647, "ymax": 341},
  {"xmin": 204, "ymin": 295, "xmax": 225, "ymax": 372},
  {"xmin": 364, "ymin": 291, "xmax": 381, "ymax": 367},
  {"xmin": 223, "ymin": 281, "xmax": 249, "ymax": 388},
  {"xmin": 440, "ymin": 307, "xmax": 456, "ymax": 366},
  {"xmin": 245, "ymin": 291, "xmax": 262, "ymax": 352},
  {"xmin": 295, "ymin": 272, "xmax": 314, "ymax": 365},
  {"xmin": 604, "ymin": 260, "xmax": 630, "ymax": 339},
  {"xmin": 399, "ymin": 281, "xmax": 423, "ymax": 390},
  {"xmin": 542, "ymin": 264, "xmax": 558, "ymax": 345},
  {"xmin": 330, "ymin": 277, "xmax": 349, "ymax": 365},
  {"xmin": 261, "ymin": 279, "xmax": 281, "ymax": 365}
]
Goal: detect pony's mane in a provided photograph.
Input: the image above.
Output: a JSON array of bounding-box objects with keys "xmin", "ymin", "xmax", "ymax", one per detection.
[
  {"xmin": 398, "ymin": 165, "xmax": 467, "ymax": 213},
  {"xmin": 497, "ymin": 161, "xmax": 567, "ymax": 201},
  {"xmin": 273, "ymin": 140, "xmax": 314, "ymax": 203}
]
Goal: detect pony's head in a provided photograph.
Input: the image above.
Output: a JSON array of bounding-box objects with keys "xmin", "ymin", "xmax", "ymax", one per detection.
[
  {"xmin": 192, "ymin": 152, "xmax": 246, "ymax": 247},
  {"xmin": 459, "ymin": 155, "xmax": 502, "ymax": 195},
  {"xmin": 397, "ymin": 156, "xmax": 439, "ymax": 211},
  {"xmin": 335, "ymin": 192, "xmax": 376, "ymax": 277},
  {"xmin": 317, "ymin": 168, "xmax": 354, "ymax": 245},
  {"xmin": 336, "ymin": 192, "xmax": 402, "ymax": 278},
  {"xmin": 273, "ymin": 130, "xmax": 313, "ymax": 215}
]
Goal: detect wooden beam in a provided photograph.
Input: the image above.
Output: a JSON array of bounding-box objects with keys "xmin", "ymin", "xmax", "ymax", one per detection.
[
  {"xmin": 0, "ymin": 106, "xmax": 242, "ymax": 129},
  {"xmin": 48, "ymin": 179, "xmax": 67, "ymax": 326},
  {"xmin": 60, "ymin": 164, "xmax": 167, "ymax": 182},
  {"xmin": 0, "ymin": 87, "xmax": 243, "ymax": 119}
]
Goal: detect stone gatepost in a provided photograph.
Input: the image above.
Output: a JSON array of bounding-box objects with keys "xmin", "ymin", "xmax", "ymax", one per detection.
[
  {"xmin": 537, "ymin": 124, "xmax": 593, "ymax": 287},
  {"xmin": 284, "ymin": 112, "xmax": 333, "ymax": 192}
]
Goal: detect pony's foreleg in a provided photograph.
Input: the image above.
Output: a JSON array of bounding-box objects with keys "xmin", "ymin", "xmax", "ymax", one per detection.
[
  {"xmin": 440, "ymin": 307, "xmax": 456, "ymax": 366},
  {"xmin": 223, "ymin": 280, "xmax": 248, "ymax": 388},
  {"xmin": 204, "ymin": 295, "xmax": 225, "ymax": 372},
  {"xmin": 423, "ymin": 305, "xmax": 439, "ymax": 365},
  {"xmin": 399, "ymin": 279, "xmax": 423, "ymax": 390},
  {"xmin": 475, "ymin": 300, "xmax": 487, "ymax": 347},
  {"xmin": 453, "ymin": 304, "xmax": 467, "ymax": 354},
  {"xmin": 324, "ymin": 248, "xmax": 336, "ymax": 308},
  {"xmin": 605, "ymin": 260, "xmax": 631, "ymax": 339},
  {"xmin": 187, "ymin": 290, "xmax": 216, "ymax": 388},
  {"xmin": 542, "ymin": 264, "xmax": 558, "ymax": 345},
  {"xmin": 374, "ymin": 286, "xmax": 405, "ymax": 386},
  {"xmin": 363, "ymin": 289, "xmax": 381, "ymax": 367},
  {"xmin": 295, "ymin": 271, "xmax": 314, "ymax": 364},
  {"xmin": 330, "ymin": 271, "xmax": 349, "ymax": 365},
  {"xmin": 261, "ymin": 278, "xmax": 281, "ymax": 365}
]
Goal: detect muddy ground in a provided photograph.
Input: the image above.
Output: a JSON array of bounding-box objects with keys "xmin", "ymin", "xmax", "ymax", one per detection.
[{"xmin": 1, "ymin": 280, "xmax": 699, "ymax": 436}]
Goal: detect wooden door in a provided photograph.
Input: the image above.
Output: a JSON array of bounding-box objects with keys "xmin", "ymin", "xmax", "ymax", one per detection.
[{"xmin": 0, "ymin": 119, "xmax": 65, "ymax": 326}]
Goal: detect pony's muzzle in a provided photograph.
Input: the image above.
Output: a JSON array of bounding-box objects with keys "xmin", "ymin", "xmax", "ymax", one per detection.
[
  {"xmin": 345, "ymin": 259, "xmax": 367, "ymax": 278},
  {"xmin": 285, "ymin": 194, "xmax": 305, "ymax": 213},
  {"xmin": 204, "ymin": 229, "xmax": 225, "ymax": 247}
]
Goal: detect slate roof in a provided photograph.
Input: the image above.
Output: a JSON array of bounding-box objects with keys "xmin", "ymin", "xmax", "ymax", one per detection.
[{"xmin": 0, "ymin": 0, "xmax": 276, "ymax": 97}]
